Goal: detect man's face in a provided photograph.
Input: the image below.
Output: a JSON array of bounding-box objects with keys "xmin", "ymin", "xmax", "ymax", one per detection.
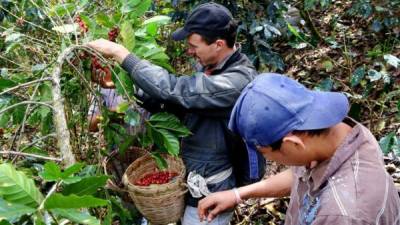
[{"xmin": 186, "ymin": 33, "xmax": 218, "ymax": 67}]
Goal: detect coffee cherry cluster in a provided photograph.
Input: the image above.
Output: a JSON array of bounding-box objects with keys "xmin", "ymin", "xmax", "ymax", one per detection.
[
  {"xmin": 134, "ymin": 171, "xmax": 178, "ymax": 186},
  {"xmin": 91, "ymin": 57, "xmax": 113, "ymax": 87},
  {"xmin": 75, "ymin": 16, "xmax": 88, "ymax": 33},
  {"xmin": 108, "ymin": 27, "xmax": 119, "ymax": 42}
]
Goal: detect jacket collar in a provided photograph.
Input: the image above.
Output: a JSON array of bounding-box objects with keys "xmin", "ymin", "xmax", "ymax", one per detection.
[
  {"xmin": 197, "ymin": 44, "xmax": 243, "ymax": 75},
  {"xmin": 298, "ymin": 118, "xmax": 362, "ymax": 192}
]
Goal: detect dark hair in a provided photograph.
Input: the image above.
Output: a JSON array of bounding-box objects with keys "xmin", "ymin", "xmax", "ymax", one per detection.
[
  {"xmin": 200, "ymin": 20, "xmax": 238, "ymax": 48},
  {"xmin": 268, "ymin": 128, "xmax": 331, "ymax": 151}
]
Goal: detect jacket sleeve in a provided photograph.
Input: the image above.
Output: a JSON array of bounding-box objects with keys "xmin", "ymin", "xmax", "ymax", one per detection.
[{"xmin": 121, "ymin": 54, "xmax": 255, "ymax": 109}]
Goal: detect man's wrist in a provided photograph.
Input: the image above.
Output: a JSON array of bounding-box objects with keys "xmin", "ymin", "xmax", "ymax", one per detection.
[
  {"xmin": 113, "ymin": 46, "xmax": 130, "ymax": 64},
  {"xmin": 232, "ymin": 188, "xmax": 243, "ymax": 204}
]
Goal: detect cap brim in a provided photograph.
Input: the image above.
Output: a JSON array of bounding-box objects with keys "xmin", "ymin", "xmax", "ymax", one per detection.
[
  {"xmin": 171, "ymin": 28, "xmax": 190, "ymax": 41},
  {"xmin": 297, "ymin": 91, "xmax": 349, "ymax": 130}
]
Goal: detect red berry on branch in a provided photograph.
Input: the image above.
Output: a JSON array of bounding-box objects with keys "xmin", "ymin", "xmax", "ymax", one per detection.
[{"xmin": 108, "ymin": 27, "xmax": 119, "ymax": 42}]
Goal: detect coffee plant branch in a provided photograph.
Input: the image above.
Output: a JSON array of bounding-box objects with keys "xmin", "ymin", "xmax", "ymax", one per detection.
[
  {"xmin": 0, "ymin": 151, "xmax": 62, "ymax": 162},
  {"xmin": 19, "ymin": 133, "xmax": 57, "ymax": 152},
  {"xmin": 0, "ymin": 78, "xmax": 53, "ymax": 96},
  {"xmin": 0, "ymin": 101, "xmax": 54, "ymax": 115},
  {"xmin": 51, "ymin": 46, "xmax": 78, "ymax": 166}
]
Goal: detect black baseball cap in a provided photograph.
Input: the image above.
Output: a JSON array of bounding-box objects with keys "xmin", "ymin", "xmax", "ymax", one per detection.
[{"xmin": 171, "ymin": 3, "xmax": 234, "ymax": 41}]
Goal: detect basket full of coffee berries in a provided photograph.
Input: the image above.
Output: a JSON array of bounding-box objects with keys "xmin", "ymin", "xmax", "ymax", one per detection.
[{"xmin": 122, "ymin": 154, "xmax": 187, "ymax": 225}]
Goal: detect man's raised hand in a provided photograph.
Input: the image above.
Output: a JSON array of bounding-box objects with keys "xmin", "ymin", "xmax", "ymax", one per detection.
[{"xmin": 86, "ymin": 39, "xmax": 130, "ymax": 64}]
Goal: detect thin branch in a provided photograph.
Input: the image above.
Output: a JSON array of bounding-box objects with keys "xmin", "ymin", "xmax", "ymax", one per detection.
[
  {"xmin": 19, "ymin": 133, "xmax": 57, "ymax": 152},
  {"xmin": 0, "ymin": 151, "xmax": 61, "ymax": 161},
  {"xmin": 0, "ymin": 54, "xmax": 27, "ymax": 68},
  {"xmin": 38, "ymin": 182, "xmax": 60, "ymax": 211},
  {"xmin": 0, "ymin": 78, "xmax": 52, "ymax": 96},
  {"xmin": 12, "ymin": 73, "xmax": 50, "ymax": 155},
  {"xmin": 0, "ymin": 101, "xmax": 54, "ymax": 115}
]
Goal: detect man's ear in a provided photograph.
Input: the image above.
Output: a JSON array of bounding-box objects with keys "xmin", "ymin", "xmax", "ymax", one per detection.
[
  {"xmin": 282, "ymin": 134, "xmax": 306, "ymax": 151},
  {"xmin": 215, "ymin": 39, "xmax": 225, "ymax": 49}
]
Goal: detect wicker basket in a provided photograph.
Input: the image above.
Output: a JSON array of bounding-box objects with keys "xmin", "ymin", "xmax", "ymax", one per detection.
[
  {"xmin": 122, "ymin": 154, "xmax": 187, "ymax": 225},
  {"xmin": 103, "ymin": 146, "xmax": 148, "ymax": 196}
]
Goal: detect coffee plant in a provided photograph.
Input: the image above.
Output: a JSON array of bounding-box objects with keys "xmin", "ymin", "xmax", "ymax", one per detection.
[{"xmin": 0, "ymin": 0, "xmax": 190, "ymax": 224}]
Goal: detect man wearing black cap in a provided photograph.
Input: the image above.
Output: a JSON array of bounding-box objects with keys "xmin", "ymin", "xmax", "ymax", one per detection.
[{"xmin": 88, "ymin": 3, "xmax": 264, "ymax": 224}]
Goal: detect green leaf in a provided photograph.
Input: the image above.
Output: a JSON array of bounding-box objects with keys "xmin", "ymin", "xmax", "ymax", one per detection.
[
  {"xmin": 149, "ymin": 112, "xmax": 180, "ymax": 123},
  {"xmin": 142, "ymin": 15, "xmax": 171, "ymax": 26},
  {"xmin": 124, "ymin": 109, "xmax": 139, "ymax": 126},
  {"xmin": 146, "ymin": 23, "xmax": 158, "ymax": 36},
  {"xmin": 350, "ymin": 66, "xmax": 366, "ymax": 87},
  {"xmin": 304, "ymin": 0, "xmax": 318, "ymax": 10},
  {"xmin": 116, "ymin": 102, "xmax": 129, "ymax": 113},
  {"xmin": 12, "ymin": 105, "xmax": 26, "ymax": 124},
  {"xmin": 62, "ymin": 177, "xmax": 82, "ymax": 185},
  {"xmin": 153, "ymin": 121, "xmax": 191, "ymax": 137},
  {"xmin": 151, "ymin": 152, "xmax": 168, "ymax": 170},
  {"xmin": 62, "ymin": 163, "xmax": 84, "ymax": 178},
  {"xmin": 120, "ymin": 22, "xmax": 135, "ymax": 52},
  {"xmin": 0, "ymin": 113, "xmax": 10, "ymax": 128},
  {"xmin": 384, "ymin": 54, "xmax": 399, "ymax": 68},
  {"xmin": 287, "ymin": 23, "xmax": 302, "ymax": 40},
  {"xmin": 0, "ymin": 79, "xmax": 16, "ymax": 91},
  {"xmin": 157, "ymin": 129, "xmax": 180, "ymax": 156},
  {"xmin": 0, "ymin": 220, "xmax": 12, "ymax": 225},
  {"xmin": 110, "ymin": 196, "xmax": 134, "ymax": 222},
  {"xmin": 149, "ymin": 52, "xmax": 170, "ymax": 62},
  {"xmin": 62, "ymin": 176, "xmax": 108, "ymax": 196},
  {"xmin": 379, "ymin": 132, "xmax": 395, "ymax": 155},
  {"xmin": 322, "ymin": 60, "xmax": 333, "ymax": 72},
  {"xmin": 51, "ymin": 209, "xmax": 100, "ymax": 225},
  {"xmin": 121, "ymin": 0, "xmax": 141, "ymax": 13},
  {"xmin": 39, "ymin": 162, "xmax": 62, "ymax": 181},
  {"xmin": 0, "ymin": 199, "xmax": 35, "ymax": 221},
  {"xmin": 50, "ymin": 3, "xmax": 75, "ymax": 17},
  {"xmin": 314, "ymin": 78, "xmax": 333, "ymax": 91},
  {"xmin": 0, "ymin": 164, "xmax": 43, "ymax": 207},
  {"xmin": 143, "ymin": 47, "xmax": 165, "ymax": 59},
  {"xmin": 95, "ymin": 13, "xmax": 114, "ymax": 28},
  {"xmin": 44, "ymin": 194, "xmax": 108, "ymax": 209},
  {"xmin": 129, "ymin": 0, "xmax": 151, "ymax": 18},
  {"xmin": 39, "ymin": 83, "xmax": 53, "ymax": 101},
  {"xmin": 114, "ymin": 70, "xmax": 134, "ymax": 97}
]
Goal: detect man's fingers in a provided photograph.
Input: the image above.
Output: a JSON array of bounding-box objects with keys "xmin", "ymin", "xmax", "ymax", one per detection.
[
  {"xmin": 198, "ymin": 197, "xmax": 217, "ymax": 222},
  {"xmin": 207, "ymin": 206, "xmax": 223, "ymax": 222},
  {"xmin": 198, "ymin": 199, "xmax": 211, "ymax": 221}
]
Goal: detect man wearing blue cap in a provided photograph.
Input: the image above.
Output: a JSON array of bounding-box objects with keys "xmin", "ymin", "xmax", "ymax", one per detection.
[
  {"xmin": 198, "ymin": 73, "xmax": 400, "ymax": 224},
  {"xmin": 88, "ymin": 3, "xmax": 265, "ymax": 225}
]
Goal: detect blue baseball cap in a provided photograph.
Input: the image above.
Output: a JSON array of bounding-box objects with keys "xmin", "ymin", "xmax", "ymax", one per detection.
[
  {"xmin": 171, "ymin": 3, "xmax": 233, "ymax": 41},
  {"xmin": 229, "ymin": 73, "xmax": 349, "ymax": 152}
]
